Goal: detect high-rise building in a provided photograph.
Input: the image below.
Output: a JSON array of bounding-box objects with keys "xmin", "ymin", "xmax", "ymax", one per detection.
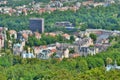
[{"xmin": 29, "ymin": 18, "xmax": 44, "ymax": 33}]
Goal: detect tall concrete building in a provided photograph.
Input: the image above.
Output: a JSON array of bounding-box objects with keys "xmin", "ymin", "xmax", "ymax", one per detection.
[{"xmin": 29, "ymin": 18, "xmax": 44, "ymax": 33}]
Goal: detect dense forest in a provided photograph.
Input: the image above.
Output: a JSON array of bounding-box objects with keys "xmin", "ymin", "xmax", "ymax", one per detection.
[
  {"xmin": 0, "ymin": 4, "xmax": 120, "ymax": 32},
  {"xmin": 0, "ymin": 36, "xmax": 120, "ymax": 79}
]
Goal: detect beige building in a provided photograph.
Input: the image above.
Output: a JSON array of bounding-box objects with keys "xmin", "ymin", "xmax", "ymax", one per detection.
[
  {"xmin": 9, "ymin": 30, "xmax": 17, "ymax": 39},
  {"xmin": 63, "ymin": 48, "xmax": 69, "ymax": 58},
  {"xmin": 0, "ymin": 34, "xmax": 4, "ymax": 50}
]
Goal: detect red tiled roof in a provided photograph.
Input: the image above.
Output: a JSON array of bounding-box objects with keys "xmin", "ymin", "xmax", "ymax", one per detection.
[
  {"xmin": 34, "ymin": 32, "xmax": 41, "ymax": 36},
  {"xmin": 9, "ymin": 30, "xmax": 16, "ymax": 34},
  {"xmin": 63, "ymin": 33, "xmax": 70, "ymax": 38},
  {"xmin": 49, "ymin": 33, "xmax": 56, "ymax": 37},
  {"xmin": 22, "ymin": 33, "xmax": 28, "ymax": 39},
  {"xmin": 38, "ymin": 8, "xmax": 46, "ymax": 13},
  {"xmin": 49, "ymin": 8, "xmax": 56, "ymax": 12}
]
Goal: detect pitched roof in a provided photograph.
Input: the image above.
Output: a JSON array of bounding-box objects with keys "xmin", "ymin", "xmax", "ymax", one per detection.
[
  {"xmin": 9, "ymin": 30, "xmax": 16, "ymax": 34},
  {"xmin": 63, "ymin": 33, "xmax": 70, "ymax": 38},
  {"xmin": 22, "ymin": 33, "xmax": 28, "ymax": 39}
]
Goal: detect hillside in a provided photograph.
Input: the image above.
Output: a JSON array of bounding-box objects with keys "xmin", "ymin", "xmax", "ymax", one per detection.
[{"xmin": 0, "ymin": 4, "xmax": 120, "ymax": 32}]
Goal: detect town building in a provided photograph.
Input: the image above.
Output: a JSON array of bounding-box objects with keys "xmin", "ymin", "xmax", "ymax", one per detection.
[
  {"xmin": 9, "ymin": 30, "xmax": 17, "ymax": 39},
  {"xmin": 55, "ymin": 21, "xmax": 72, "ymax": 27},
  {"xmin": 106, "ymin": 60, "xmax": 120, "ymax": 71},
  {"xmin": 0, "ymin": 34, "xmax": 4, "ymax": 50},
  {"xmin": 22, "ymin": 47, "xmax": 35, "ymax": 58},
  {"xmin": 13, "ymin": 43, "xmax": 23, "ymax": 56},
  {"xmin": 29, "ymin": 18, "xmax": 44, "ymax": 33},
  {"xmin": 22, "ymin": 51, "xmax": 35, "ymax": 58},
  {"xmin": 37, "ymin": 49, "xmax": 52, "ymax": 59}
]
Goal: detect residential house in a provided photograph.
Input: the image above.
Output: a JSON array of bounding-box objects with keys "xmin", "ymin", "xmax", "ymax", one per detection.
[
  {"xmin": 21, "ymin": 39, "xmax": 26, "ymax": 47},
  {"xmin": 0, "ymin": 34, "xmax": 4, "ymax": 50},
  {"xmin": 8, "ymin": 40, "xmax": 12, "ymax": 48},
  {"xmin": 9, "ymin": 30, "xmax": 17, "ymax": 39},
  {"xmin": 0, "ymin": 1, "xmax": 7, "ymax": 5},
  {"xmin": 104, "ymin": 0, "xmax": 115, "ymax": 7},
  {"xmin": 32, "ymin": 3, "xmax": 40, "ymax": 11},
  {"xmin": 33, "ymin": 44, "xmax": 56, "ymax": 57},
  {"xmin": 95, "ymin": 44, "xmax": 110, "ymax": 53},
  {"xmin": 49, "ymin": 32, "xmax": 56, "ymax": 37},
  {"xmin": 22, "ymin": 47, "xmax": 35, "ymax": 58},
  {"xmin": 22, "ymin": 8, "xmax": 28, "ymax": 15},
  {"xmin": 63, "ymin": 48, "xmax": 69, "ymax": 58},
  {"xmin": 38, "ymin": 8, "xmax": 46, "ymax": 14},
  {"xmin": 79, "ymin": 47, "xmax": 96, "ymax": 56},
  {"xmin": 45, "ymin": 6, "xmax": 56, "ymax": 13},
  {"xmin": 0, "ymin": 27, "xmax": 8, "ymax": 33},
  {"xmin": 76, "ymin": 2, "xmax": 81, "ymax": 8},
  {"xmin": 62, "ymin": 33, "xmax": 70, "ymax": 40},
  {"xmin": 55, "ymin": 48, "xmax": 69, "ymax": 59},
  {"xmin": 37, "ymin": 49, "xmax": 53, "ymax": 59},
  {"xmin": 34, "ymin": 32, "xmax": 41, "ymax": 39},
  {"xmin": 45, "ymin": 4, "xmax": 51, "ymax": 11},
  {"xmin": 69, "ymin": 53, "xmax": 80, "ymax": 58},
  {"xmin": 2, "ymin": 7, "xmax": 12, "ymax": 14},
  {"xmin": 22, "ymin": 51, "xmax": 35, "ymax": 58},
  {"xmin": 50, "ymin": 1, "xmax": 63, "ymax": 7},
  {"xmin": 47, "ymin": 44, "xmax": 56, "ymax": 50},
  {"xmin": 45, "ymin": 32, "xmax": 57, "ymax": 37},
  {"xmin": 19, "ymin": 30, "xmax": 33, "ymax": 35},
  {"xmin": 59, "ymin": 7, "xmax": 68, "ymax": 11},
  {"xmin": 82, "ymin": 1, "xmax": 94, "ymax": 6},
  {"xmin": 49, "ymin": 7, "xmax": 56, "ymax": 12},
  {"xmin": 96, "ymin": 33, "xmax": 110, "ymax": 44},
  {"xmin": 55, "ymin": 43, "xmax": 70, "ymax": 59},
  {"xmin": 86, "ymin": 29, "xmax": 103, "ymax": 35},
  {"xmin": 9, "ymin": 8, "xmax": 15, "ymax": 16},
  {"xmin": 74, "ymin": 37, "xmax": 93, "ymax": 47},
  {"xmin": 54, "ymin": 31, "xmax": 63, "ymax": 35},
  {"xmin": 69, "ymin": 6, "xmax": 79, "ymax": 12},
  {"xmin": 60, "ymin": 0, "xmax": 69, "ymax": 2},
  {"xmin": 13, "ymin": 43, "xmax": 23, "ymax": 56},
  {"xmin": 93, "ymin": 2, "xmax": 104, "ymax": 7},
  {"xmin": 18, "ymin": 30, "xmax": 33, "ymax": 40},
  {"xmin": 55, "ymin": 21, "xmax": 72, "ymax": 27},
  {"xmin": 0, "ymin": 27, "xmax": 7, "ymax": 40},
  {"xmin": 33, "ymin": 46, "xmax": 41, "ymax": 56},
  {"xmin": 79, "ymin": 31, "xmax": 90, "ymax": 38},
  {"xmin": 111, "ymin": 31, "xmax": 120, "ymax": 36},
  {"xmin": 55, "ymin": 50, "xmax": 64, "ymax": 59},
  {"xmin": 106, "ymin": 60, "xmax": 120, "ymax": 71},
  {"xmin": 22, "ymin": 33, "xmax": 28, "ymax": 40}
]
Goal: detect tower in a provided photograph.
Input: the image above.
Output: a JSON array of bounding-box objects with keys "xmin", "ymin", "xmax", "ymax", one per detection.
[{"xmin": 29, "ymin": 18, "xmax": 44, "ymax": 33}]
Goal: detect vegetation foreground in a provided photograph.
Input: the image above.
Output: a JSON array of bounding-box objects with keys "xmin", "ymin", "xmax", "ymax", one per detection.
[{"xmin": 0, "ymin": 39, "xmax": 120, "ymax": 80}]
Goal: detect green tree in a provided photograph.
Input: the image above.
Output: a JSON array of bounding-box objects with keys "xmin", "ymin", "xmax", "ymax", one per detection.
[
  {"xmin": 76, "ymin": 59, "xmax": 88, "ymax": 72},
  {"xmin": 106, "ymin": 57, "xmax": 113, "ymax": 65},
  {"xmin": 70, "ymin": 35, "xmax": 75, "ymax": 42},
  {"xmin": 90, "ymin": 33, "xmax": 97, "ymax": 42}
]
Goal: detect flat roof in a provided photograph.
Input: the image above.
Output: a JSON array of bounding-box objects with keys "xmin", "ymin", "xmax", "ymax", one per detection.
[{"xmin": 30, "ymin": 18, "xmax": 44, "ymax": 20}]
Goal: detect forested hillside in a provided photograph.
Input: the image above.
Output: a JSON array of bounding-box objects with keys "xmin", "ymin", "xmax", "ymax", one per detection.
[{"xmin": 0, "ymin": 4, "xmax": 120, "ymax": 31}]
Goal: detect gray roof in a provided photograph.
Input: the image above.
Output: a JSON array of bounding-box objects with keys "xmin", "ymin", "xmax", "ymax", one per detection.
[
  {"xmin": 96, "ymin": 33, "xmax": 110, "ymax": 43},
  {"xmin": 74, "ymin": 37, "xmax": 91, "ymax": 46}
]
